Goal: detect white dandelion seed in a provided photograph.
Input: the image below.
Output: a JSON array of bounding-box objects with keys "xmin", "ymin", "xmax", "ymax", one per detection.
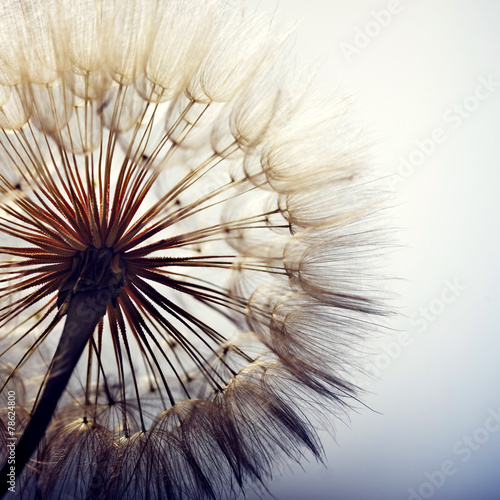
[{"xmin": 0, "ymin": 1, "xmax": 388, "ymax": 499}]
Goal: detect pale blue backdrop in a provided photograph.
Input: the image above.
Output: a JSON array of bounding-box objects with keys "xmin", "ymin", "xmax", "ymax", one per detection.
[{"xmin": 246, "ymin": 1, "xmax": 500, "ymax": 499}]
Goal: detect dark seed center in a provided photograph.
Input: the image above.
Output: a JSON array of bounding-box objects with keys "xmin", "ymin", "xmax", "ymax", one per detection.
[{"xmin": 57, "ymin": 246, "xmax": 126, "ymax": 308}]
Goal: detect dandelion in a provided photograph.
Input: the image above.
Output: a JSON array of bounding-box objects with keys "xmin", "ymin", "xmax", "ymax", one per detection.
[{"xmin": 0, "ymin": 1, "xmax": 387, "ymax": 499}]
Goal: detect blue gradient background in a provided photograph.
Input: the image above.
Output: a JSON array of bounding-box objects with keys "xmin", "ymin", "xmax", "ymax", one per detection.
[{"xmin": 246, "ymin": 1, "xmax": 500, "ymax": 499}]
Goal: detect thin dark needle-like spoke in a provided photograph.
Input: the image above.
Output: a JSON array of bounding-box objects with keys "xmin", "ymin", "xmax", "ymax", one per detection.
[
  {"xmin": 0, "ymin": 4, "xmax": 387, "ymax": 499},
  {"xmin": 0, "ymin": 289, "xmax": 113, "ymax": 495}
]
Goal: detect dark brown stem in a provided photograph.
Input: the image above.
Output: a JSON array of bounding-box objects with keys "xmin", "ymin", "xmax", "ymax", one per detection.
[{"xmin": 0, "ymin": 289, "xmax": 112, "ymax": 498}]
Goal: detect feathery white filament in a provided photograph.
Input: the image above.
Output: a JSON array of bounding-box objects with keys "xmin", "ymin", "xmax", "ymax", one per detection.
[{"xmin": 0, "ymin": 1, "xmax": 388, "ymax": 499}]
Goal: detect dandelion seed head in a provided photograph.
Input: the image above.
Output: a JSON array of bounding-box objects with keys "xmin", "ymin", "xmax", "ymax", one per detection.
[{"xmin": 0, "ymin": 1, "xmax": 389, "ymax": 498}]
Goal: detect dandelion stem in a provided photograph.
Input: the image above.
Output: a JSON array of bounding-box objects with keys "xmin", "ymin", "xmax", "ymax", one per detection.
[{"xmin": 0, "ymin": 289, "xmax": 112, "ymax": 498}]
